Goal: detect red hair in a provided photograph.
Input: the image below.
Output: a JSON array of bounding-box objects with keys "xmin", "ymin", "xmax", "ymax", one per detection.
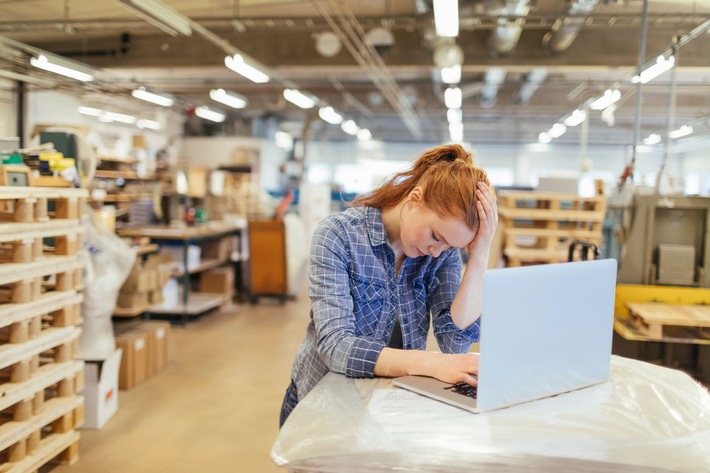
[{"xmin": 351, "ymin": 144, "xmax": 492, "ymax": 230}]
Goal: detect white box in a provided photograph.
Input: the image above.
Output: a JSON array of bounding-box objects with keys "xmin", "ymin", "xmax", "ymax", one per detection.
[{"xmin": 82, "ymin": 348, "xmax": 123, "ymax": 429}]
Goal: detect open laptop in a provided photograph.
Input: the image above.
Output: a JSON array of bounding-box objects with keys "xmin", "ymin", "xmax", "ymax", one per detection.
[{"xmin": 393, "ymin": 259, "xmax": 617, "ymax": 413}]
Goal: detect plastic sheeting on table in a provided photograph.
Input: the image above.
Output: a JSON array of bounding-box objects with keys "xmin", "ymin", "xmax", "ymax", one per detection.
[{"xmin": 271, "ymin": 356, "xmax": 710, "ymax": 473}]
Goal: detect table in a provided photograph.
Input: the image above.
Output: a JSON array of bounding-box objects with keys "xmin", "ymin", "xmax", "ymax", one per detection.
[
  {"xmin": 272, "ymin": 356, "xmax": 710, "ymax": 473},
  {"xmin": 118, "ymin": 223, "xmax": 243, "ymax": 324}
]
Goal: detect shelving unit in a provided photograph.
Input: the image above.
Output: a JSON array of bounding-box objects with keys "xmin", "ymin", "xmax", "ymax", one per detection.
[
  {"xmin": 117, "ymin": 224, "xmax": 242, "ymax": 324},
  {"xmin": 0, "ymin": 187, "xmax": 87, "ymax": 471}
]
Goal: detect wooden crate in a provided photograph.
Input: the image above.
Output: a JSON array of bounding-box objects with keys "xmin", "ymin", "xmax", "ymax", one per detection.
[
  {"xmin": 497, "ymin": 191, "xmax": 606, "ymax": 267},
  {"xmin": 626, "ymin": 302, "xmax": 710, "ymax": 340},
  {"xmin": 0, "ymin": 188, "xmax": 87, "ymax": 224}
]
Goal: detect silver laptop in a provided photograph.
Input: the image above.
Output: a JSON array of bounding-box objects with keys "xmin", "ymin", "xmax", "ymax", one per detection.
[{"xmin": 393, "ymin": 259, "xmax": 617, "ymax": 413}]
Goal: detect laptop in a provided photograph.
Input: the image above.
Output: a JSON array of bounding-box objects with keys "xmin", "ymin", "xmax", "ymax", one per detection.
[{"xmin": 393, "ymin": 259, "xmax": 617, "ymax": 413}]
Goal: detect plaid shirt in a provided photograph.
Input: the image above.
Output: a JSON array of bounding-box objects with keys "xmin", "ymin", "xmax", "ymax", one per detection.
[{"xmin": 290, "ymin": 206, "xmax": 480, "ymax": 399}]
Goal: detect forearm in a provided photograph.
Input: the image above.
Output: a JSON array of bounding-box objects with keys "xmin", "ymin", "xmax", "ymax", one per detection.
[
  {"xmin": 374, "ymin": 348, "xmax": 437, "ymax": 378},
  {"xmin": 449, "ymin": 252, "xmax": 487, "ymax": 330}
]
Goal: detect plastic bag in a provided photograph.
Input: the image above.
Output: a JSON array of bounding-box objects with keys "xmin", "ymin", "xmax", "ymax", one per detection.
[{"xmin": 79, "ymin": 206, "xmax": 136, "ymax": 359}]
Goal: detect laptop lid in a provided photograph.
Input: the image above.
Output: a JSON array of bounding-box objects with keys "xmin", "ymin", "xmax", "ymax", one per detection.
[{"xmin": 476, "ymin": 259, "xmax": 617, "ymax": 412}]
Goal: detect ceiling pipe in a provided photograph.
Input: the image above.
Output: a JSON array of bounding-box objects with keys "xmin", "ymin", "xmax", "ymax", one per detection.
[
  {"xmin": 486, "ymin": 0, "xmax": 531, "ymax": 57},
  {"xmin": 480, "ymin": 68, "xmax": 506, "ymax": 108},
  {"xmin": 516, "ymin": 68, "xmax": 548, "ymax": 104},
  {"xmin": 542, "ymin": 0, "xmax": 599, "ymax": 55}
]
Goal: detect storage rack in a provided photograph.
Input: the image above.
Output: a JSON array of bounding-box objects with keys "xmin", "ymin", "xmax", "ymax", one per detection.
[{"xmin": 0, "ymin": 186, "xmax": 87, "ymax": 471}]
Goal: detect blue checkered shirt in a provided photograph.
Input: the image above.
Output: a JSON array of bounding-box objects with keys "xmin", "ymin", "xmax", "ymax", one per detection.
[{"xmin": 290, "ymin": 206, "xmax": 481, "ymax": 399}]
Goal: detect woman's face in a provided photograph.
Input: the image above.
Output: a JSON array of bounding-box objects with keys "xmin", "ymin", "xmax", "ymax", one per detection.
[{"xmin": 401, "ymin": 204, "xmax": 476, "ymax": 259}]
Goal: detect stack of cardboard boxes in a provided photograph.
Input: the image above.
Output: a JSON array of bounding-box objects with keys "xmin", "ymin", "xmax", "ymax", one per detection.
[
  {"xmin": 114, "ymin": 320, "xmax": 171, "ymax": 390},
  {"xmin": 117, "ymin": 253, "xmax": 172, "ymax": 310}
]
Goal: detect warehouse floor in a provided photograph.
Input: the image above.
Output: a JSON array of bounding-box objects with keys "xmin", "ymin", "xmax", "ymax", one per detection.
[{"xmin": 54, "ymin": 293, "xmax": 311, "ymax": 473}]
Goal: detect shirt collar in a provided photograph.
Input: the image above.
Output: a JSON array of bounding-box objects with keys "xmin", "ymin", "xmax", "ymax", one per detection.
[{"xmin": 366, "ymin": 206, "xmax": 389, "ymax": 247}]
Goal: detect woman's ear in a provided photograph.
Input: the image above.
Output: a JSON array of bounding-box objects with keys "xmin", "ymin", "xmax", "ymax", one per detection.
[{"xmin": 408, "ymin": 186, "xmax": 423, "ymax": 203}]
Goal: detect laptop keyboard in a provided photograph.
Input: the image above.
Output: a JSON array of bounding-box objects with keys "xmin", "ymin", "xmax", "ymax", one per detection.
[{"xmin": 444, "ymin": 382, "xmax": 478, "ymax": 399}]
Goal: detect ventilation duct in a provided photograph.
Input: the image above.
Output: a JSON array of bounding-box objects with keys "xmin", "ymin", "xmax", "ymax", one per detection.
[
  {"xmin": 516, "ymin": 68, "xmax": 548, "ymax": 104},
  {"xmin": 486, "ymin": 0, "xmax": 531, "ymax": 57},
  {"xmin": 480, "ymin": 68, "xmax": 506, "ymax": 108},
  {"xmin": 543, "ymin": 0, "xmax": 599, "ymax": 55}
]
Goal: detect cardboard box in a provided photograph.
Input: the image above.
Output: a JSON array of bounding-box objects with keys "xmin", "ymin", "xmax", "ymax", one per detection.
[
  {"xmin": 82, "ymin": 348, "xmax": 122, "ymax": 429},
  {"xmin": 199, "ymin": 266, "xmax": 235, "ymax": 294},
  {"xmin": 115, "ymin": 332, "xmax": 149, "ymax": 389},
  {"xmin": 117, "ymin": 291, "xmax": 150, "ymax": 309},
  {"xmin": 121, "ymin": 269, "xmax": 158, "ymax": 293},
  {"xmin": 142, "ymin": 321, "xmax": 171, "ymax": 375}
]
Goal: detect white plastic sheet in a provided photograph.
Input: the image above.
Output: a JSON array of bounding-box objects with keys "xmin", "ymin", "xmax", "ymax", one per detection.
[{"xmin": 272, "ymin": 356, "xmax": 710, "ymax": 472}]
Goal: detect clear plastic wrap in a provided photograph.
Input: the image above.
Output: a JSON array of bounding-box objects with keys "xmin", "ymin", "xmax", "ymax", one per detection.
[{"xmin": 272, "ymin": 356, "xmax": 710, "ymax": 472}]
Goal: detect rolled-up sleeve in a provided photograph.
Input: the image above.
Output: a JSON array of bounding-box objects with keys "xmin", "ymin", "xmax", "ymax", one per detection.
[
  {"xmin": 430, "ymin": 249, "xmax": 480, "ymax": 352},
  {"xmin": 308, "ymin": 220, "xmax": 385, "ymax": 378}
]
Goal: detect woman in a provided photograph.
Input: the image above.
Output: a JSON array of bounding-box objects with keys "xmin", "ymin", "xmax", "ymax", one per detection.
[{"xmin": 280, "ymin": 144, "xmax": 497, "ymax": 427}]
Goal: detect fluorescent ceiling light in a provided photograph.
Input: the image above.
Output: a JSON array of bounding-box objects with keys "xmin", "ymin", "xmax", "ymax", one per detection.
[
  {"xmin": 283, "ymin": 88, "xmax": 317, "ymax": 109},
  {"xmin": 444, "ymin": 87, "xmax": 462, "ymax": 109},
  {"xmin": 132, "ymin": 87, "xmax": 175, "ymax": 107},
  {"xmin": 341, "ymin": 120, "xmax": 359, "ymax": 135},
  {"xmin": 210, "ymin": 88, "xmax": 247, "ymax": 109},
  {"xmin": 30, "ymin": 54, "xmax": 94, "ymax": 82},
  {"xmin": 433, "ymin": 0, "xmax": 459, "ymax": 38},
  {"xmin": 643, "ymin": 133, "xmax": 661, "ymax": 145},
  {"xmin": 563, "ymin": 109, "xmax": 587, "ymax": 127},
  {"xmin": 669, "ymin": 125, "xmax": 693, "ymax": 139},
  {"xmin": 318, "ymin": 106, "xmax": 343, "ymax": 125},
  {"xmin": 275, "ymin": 131, "xmax": 293, "ymax": 150},
  {"xmin": 449, "ymin": 122, "xmax": 463, "ymax": 142},
  {"xmin": 589, "ymin": 89, "xmax": 620, "ymax": 111},
  {"xmin": 137, "ymin": 119, "xmax": 161, "ymax": 130},
  {"xmin": 538, "ymin": 132, "xmax": 552, "ymax": 144},
  {"xmin": 357, "ymin": 128, "xmax": 372, "ymax": 141},
  {"xmin": 631, "ymin": 55, "xmax": 675, "ymax": 84},
  {"xmin": 115, "ymin": 0, "xmax": 192, "ymax": 36},
  {"xmin": 78, "ymin": 106, "xmax": 103, "ymax": 117},
  {"xmin": 225, "ymin": 54, "xmax": 270, "ymax": 84},
  {"xmin": 447, "ymin": 108, "xmax": 462, "ymax": 124},
  {"xmin": 103, "ymin": 111, "xmax": 136, "ymax": 124},
  {"xmin": 195, "ymin": 106, "xmax": 226, "ymax": 123},
  {"xmin": 548, "ymin": 123, "xmax": 567, "ymax": 138},
  {"xmin": 441, "ymin": 65, "xmax": 461, "ymax": 84}
]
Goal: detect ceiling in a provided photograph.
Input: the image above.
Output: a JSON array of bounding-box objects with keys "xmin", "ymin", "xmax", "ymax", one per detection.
[{"xmin": 1, "ymin": 0, "xmax": 709, "ymax": 147}]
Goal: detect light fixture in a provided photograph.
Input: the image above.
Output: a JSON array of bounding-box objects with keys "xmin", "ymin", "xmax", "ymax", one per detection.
[
  {"xmin": 669, "ymin": 125, "xmax": 693, "ymax": 139},
  {"xmin": 449, "ymin": 122, "xmax": 463, "ymax": 142},
  {"xmin": 589, "ymin": 89, "xmax": 620, "ymax": 111},
  {"xmin": 30, "ymin": 54, "xmax": 94, "ymax": 82},
  {"xmin": 195, "ymin": 106, "xmax": 226, "ymax": 123},
  {"xmin": 209, "ymin": 89, "xmax": 247, "ymax": 109},
  {"xmin": 103, "ymin": 111, "xmax": 137, "ymax": 124},
  {"xmin": 444, "ymin": 87, "xmax": 462, "ymax": 109},
  {"xmin": 341, "ymin": 120, "xmax": 359, "ymax": 135},
  {"xmin": 318, "ymin": 106, "xmax": 343, "ymax": 125},
  {"xmin": 563, "ymin": 109, "xmax": 587, "ymax": 127},
  {"xmin": 433, "ymin": 0, "xmax": 459, "ymax": 37},
  {"xmin": 538, "ymin": 132, "xmax": 552, "ymax": 144},
  {"xmin": 77, "ymin": 106, "xmax": 103, "ymax": 117},
  {"xmin": 357, "ymin": 128, "xmax": 372, "ymax": 141},
  {"xmin": 225, "ymin": 54, "xmax": 270, "ymax": 84},
  {"xmin": 447, "ymin": 108, "xmax": 462, "ymax": 124},
  {"xmin": 441, "ymin": 65, "xmax": 461, "ymax": 84},
  {"xmin": 548, "ymin": 123, "xmax": 567, "ymax": 138},
  {"xmin": 115, "ymin": 0, "xmax": 192, "ymax": 36},
  {"xmin": 131, "ymin": 87, "xmax": 175, "ymax": 107},
  {"xmin": 283, "ymin": 89, "xmax": 317, "ymax": 109},
  {"xmin": 643, "ymin": 134, "xmax": 661, "ymax": 145},
  {"xmin": 275, "ymin": 131, "xmax": 294, "ymax": 151},
  {"xmin": 631, "ymin": 54, "xmax": 675, "ymax": 84},
  {"xmin": 137, "ymin": 119, "xmax": 161, "ymax": 130}
]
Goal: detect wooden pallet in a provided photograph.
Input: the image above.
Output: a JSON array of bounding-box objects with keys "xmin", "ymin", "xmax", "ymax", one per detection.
[
  {"xmin": 0, "ymin": 256, "xmax": 83, "ymax": 305},
  {"xmin": 0, "ymin": 188, "xmax": 87, "ymax": 224},
  {"xmin": 626, "ymin": 302, "xmax": 710, "ymax": 340},
  {"xmin": 0, "ymin": 220, "xmax": 84, "ymax": 265},
  {"xmin": 498, "ymin": 191, "xmax": 606, "ymax": 267}
]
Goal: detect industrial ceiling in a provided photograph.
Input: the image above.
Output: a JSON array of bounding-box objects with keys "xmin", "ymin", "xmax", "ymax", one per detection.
[{"xmin": 1, "ymin": 0, "xmax": 709, "ymax": 147}]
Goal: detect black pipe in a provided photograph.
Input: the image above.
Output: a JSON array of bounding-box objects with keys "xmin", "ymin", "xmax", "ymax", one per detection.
[
  {"xmin": 17, "ymin": 81, "xmax": 24, "ymax": 148},
  {"xmin": 58, "ymin": 32, "xmax": 131, "ymax": 58}
]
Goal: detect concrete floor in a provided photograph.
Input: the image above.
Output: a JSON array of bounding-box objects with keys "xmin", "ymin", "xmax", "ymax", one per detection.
[{"xmin": 54, "ymin": 294, "xmax": 311, "ymax": 473}]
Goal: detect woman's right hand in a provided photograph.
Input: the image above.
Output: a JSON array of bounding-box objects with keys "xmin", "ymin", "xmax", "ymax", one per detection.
[{"xmin": 424, "ymin": 352, "xmax": 479, "ymax": 386}]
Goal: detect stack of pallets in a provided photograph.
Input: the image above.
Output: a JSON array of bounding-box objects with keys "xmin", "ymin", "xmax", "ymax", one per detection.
[
  {"xmin": 0, "ymin": 187, "xmax": 87, "ymax": 471},
  {"xmin": 497, "ymin": 191, "xmax": 606, "ymax": 267}
]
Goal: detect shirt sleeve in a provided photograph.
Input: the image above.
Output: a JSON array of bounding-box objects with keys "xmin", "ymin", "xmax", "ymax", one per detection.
[
  {"xmin": 429, "ymin": 249, "xmax": 481, "ymax": 352},
  {"xmin": 308, "ymin": 219, "xmax": 386, "ymax": 378}
]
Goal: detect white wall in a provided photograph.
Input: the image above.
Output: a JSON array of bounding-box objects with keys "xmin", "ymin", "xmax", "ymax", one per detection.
[{"xmin": 0, "ymin": 79, "xmax": 17, "ymax": 138}]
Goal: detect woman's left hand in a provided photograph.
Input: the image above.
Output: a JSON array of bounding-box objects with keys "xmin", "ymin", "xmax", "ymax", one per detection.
[{"xmin": 467, "ymin": 182, "xmax": 498, "ymax": 259}]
